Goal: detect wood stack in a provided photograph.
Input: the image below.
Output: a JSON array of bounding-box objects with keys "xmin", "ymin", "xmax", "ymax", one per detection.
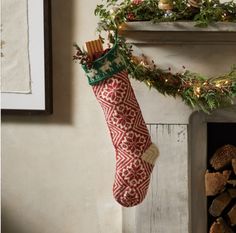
[{"xmin": 205, "ymin": 144, "xmax": 236, "ymax": 232}]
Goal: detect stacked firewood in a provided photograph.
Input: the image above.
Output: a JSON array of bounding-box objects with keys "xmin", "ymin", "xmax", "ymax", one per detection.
[{"xmin": 205, "ymin": 144, "xmax": 236, "ymax": 233}]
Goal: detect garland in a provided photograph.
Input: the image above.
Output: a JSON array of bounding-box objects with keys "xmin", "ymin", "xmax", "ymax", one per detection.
[
  {"xmin": 74, "ymin": 0, "xmax": 236, "ymax": 113},
  {"xmin": 95, "ymin": 0, "xmax": 236, "ymax": 29},
  {"xmin": 116, "ymin": 38, "xmax": 236, "ymax": 113}
]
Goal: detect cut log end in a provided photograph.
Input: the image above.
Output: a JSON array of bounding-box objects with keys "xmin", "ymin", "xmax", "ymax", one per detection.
[
  {"xmin": 209, "ymin": 192, "xmax": 232, "ymax": 217},
  {"xmin": 228, "ymin": 204, "xmax": 236, "ymax": 226},
  {"xmin": 210, "ymin": 145, "xmax": 236, "ymax": 170},
  {"xmin": 205, "ymin": 170, "xmax": 231, "ymax": 196},
  {"xmin": 209, "ymin": 217, "xmax": 234, "ymax": 233}
]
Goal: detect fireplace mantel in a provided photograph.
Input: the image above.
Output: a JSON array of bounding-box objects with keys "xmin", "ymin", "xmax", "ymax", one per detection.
[
  {"xmin": 120, "ymin": 22, "xmax": 236, "ymax": 44},
  {"xmin": 120, "ymin": 22, "xmax": 236, "ymax": 232}
]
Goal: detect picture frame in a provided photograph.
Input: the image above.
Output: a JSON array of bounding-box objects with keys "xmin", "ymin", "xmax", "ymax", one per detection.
[{"xmin": 1, "ymin": 0, "xmax": 53, "ymax": 115}]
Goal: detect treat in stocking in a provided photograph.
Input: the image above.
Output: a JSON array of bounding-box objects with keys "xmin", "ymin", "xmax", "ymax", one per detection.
[{"xmin": 81, "ymin": 40, "xmax": 159, "ymax": 207}]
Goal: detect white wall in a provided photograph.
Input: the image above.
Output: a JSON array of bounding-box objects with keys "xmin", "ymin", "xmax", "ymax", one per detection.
[
  {"xmin": 2, "ymin": 1, "xmax": 122, "ymax": 233},
  {"xmin": 2, "ymin": 0, "xmax": 236, "ymax": 233}
]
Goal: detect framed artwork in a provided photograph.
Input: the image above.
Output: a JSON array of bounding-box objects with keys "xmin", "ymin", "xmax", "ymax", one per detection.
[{"xmin": 1, "ymin": 0, "xmax": 52, "ymax": 115}]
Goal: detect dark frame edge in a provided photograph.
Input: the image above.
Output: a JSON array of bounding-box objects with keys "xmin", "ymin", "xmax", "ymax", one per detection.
[{"xmin": 1, "ymin": 0, "xmax": 53, "ymax": 115}]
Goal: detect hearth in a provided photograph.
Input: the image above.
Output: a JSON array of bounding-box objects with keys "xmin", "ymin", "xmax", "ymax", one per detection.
[{"xmin": 189, "ymin": 107, "xmax": 236, "ymax": 233}]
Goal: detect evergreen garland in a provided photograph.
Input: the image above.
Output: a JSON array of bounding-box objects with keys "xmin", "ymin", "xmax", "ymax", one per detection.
[
  {"xmin": 116, "ymin": 38, "xmax": 236, "ymax": 113},
  {"xmin": 74, "ymin": 0, "xmax": 236, "ymax": 113},
  {"xmin": 95, "ymin": 0, "xmax": 236, "ymax": 30}
]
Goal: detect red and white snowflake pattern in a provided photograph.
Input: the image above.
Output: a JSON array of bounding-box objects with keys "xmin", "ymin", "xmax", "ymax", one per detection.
[
  {"xmin": 111, "ymin": 104, "xmax": 136, "ymax": 130},
  {"xmin": 99, "ymin": 78, "xmax": 127, "ymax": 104},
  {"xmin": 93, "ymin": 71, "xmax": 154, "ymax": 207}
]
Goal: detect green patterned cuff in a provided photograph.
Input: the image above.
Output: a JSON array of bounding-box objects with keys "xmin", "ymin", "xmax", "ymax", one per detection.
[{"xmin": 82, "ymin": 44, "xmax": 126, "ymax": 86}]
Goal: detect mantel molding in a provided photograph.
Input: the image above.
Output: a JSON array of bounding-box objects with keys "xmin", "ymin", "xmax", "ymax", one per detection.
[{"xmin": 119, "ymin": 22, "xmax": 236, "ymax": 45}]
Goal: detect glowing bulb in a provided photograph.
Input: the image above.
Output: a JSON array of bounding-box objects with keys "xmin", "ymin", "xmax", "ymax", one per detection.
[
  {"xmin": 216, "ymin": 83, "xmax": 221, "ymax": 88},
  {"xmin": 109, "ymin": 9, "xmax": 115, "ymax": 14},
  {"xmin": 165, "ymin": 79, "xmax": 168, "ymax": 83},
  {"xmin": 222, "ymin": 13, "xmax": 227, "ymax": 19},
  {"xmin": 146, "ymin": 81, "xmax": 151, "ymax": 87},
  {"xmin": 195, "ymin": 86, "xmax": 201, "ymax": 98},
  {"xmin": 196, "ymin": 87, "xmax": 201, "ymax": 93}
]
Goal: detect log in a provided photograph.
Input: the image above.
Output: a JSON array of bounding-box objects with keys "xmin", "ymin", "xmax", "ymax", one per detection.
[
  {"xmin": 210, "ymin": 144, "xmax": 236, "ymax": 170},
  {"xmin": 228, "ymin": 204, "xmax": 236, "ymax": 226},
  {"xmin": 205, "ymin": 170, "xmax": 231, "ymax": 196},
  {"xmin": 232, "ymin": 159, "xmax": 236, "ymax": 175},
  {"xmin": 227, "ymin": 180, "xmax": 236, "ymax": 187},
  {"xmin": 209, "ymin": 217, "xmax": 234, "ymax": 233},
  {"xmin": 209, "ymin": 192, "xmax": 232, "ymax": 217},
  {"xmin": 228, "ymin": 189, "xmax": 236, "ymax": 198}
]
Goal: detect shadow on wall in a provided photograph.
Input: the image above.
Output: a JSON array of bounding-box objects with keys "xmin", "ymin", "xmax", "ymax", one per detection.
[
  {"xmin": 2, "ymin": 207, "xmax": 31, "ymax": 233},
  {"xmin": 2, "ymin": 0, "xmax": 75, "ymax": 125},
  {"xmin": 2, "ymin": 203, "xmax": 59, "ymax": 233}
]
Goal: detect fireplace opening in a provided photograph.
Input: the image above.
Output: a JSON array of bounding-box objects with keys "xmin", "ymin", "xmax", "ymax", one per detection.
[{"xmin": 207, "ymin": 123, "xmax": 236, "ymax": 232}]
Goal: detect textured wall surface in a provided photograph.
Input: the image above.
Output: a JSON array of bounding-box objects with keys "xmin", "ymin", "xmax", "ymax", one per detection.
[
  {"xmin": 2, "ymin": 0, "xmax": 236, "ymax": 233},
  {"xmin": 123, "ymin": 124, "xmax": 189, "ymax": 233}
]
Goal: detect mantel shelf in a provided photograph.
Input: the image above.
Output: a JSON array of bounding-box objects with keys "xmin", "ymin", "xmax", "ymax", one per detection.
[{"xmin": 119, "ymin": 22, "xmax": 236, "ymax": 45}]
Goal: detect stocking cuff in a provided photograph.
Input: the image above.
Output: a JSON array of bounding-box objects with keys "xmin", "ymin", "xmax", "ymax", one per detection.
[
  {"xmin": 141, "ymin": 143, "xmax": 160, "ymax": 165},
  {"xmin": 82, "ymin": 44, "xmax": 125, "ymax": 86}
]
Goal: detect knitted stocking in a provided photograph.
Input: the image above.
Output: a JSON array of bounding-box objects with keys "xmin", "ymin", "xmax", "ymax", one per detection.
[{"xmin": 83, "ymin": 45, "xmax": 159, "ymax": 207}]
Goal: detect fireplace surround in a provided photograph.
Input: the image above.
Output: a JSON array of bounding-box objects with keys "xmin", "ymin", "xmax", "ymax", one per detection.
[
  {"xmin": 189, "ymin": 106, "xmax": 236, "ymax": 233},
  {"xmin": 120, "ymin": 22, "xmax": 236, "ymax": 233}
]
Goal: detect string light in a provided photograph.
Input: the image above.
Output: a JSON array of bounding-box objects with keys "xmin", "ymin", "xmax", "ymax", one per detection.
[
  {"xmin": 146, "ymin": 80, "xmax": 151, "ymax": 87},
  {"xmin": 140, "ymin": 61, "xmax": 145, "ymax": 66},
  {"xmin": 109, "ymin": 9, "xmax": 115, "ymax": 14},
  {"xmin": 222, "ymin": 13, "xmax": 227, "ymax": 20},
  {"xmin": 139, "ymin": 60, "xmax": 150, "ymax": 68},
  {"xmin": 194, "ymin": 86, "xmax": 201, "ymax": 98}
]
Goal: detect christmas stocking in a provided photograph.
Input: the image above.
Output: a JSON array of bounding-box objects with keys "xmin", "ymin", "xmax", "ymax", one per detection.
[{"xmin": 83, "ymin": 42, "xmax": 159, "ymax": 207}]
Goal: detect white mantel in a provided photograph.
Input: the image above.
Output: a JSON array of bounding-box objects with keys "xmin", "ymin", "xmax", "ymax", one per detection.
[{"xmin": 120, "ymin": 22, "xmax": 236, "ymax": 44}]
